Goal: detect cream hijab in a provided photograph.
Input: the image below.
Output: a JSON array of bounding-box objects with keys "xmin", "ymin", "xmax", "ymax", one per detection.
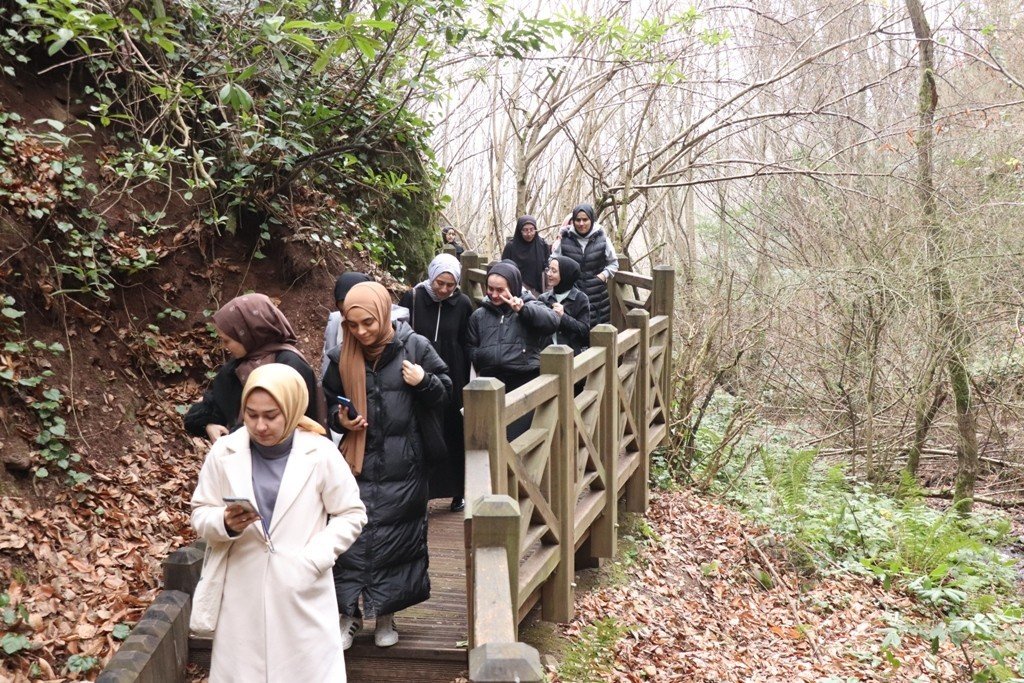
[{"xmin": 241, "ymin": 363, "xmax": 326, "ymax": 443}]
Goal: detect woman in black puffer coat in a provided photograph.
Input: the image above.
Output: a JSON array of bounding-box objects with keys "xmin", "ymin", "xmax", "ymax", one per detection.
[
  {"xmin": 468, "ymin": 260, "xmax": 559, "ymax": 439},
  {"xmin": 323, "ymin": 283, "xmax": 451, "ymax": 650}
]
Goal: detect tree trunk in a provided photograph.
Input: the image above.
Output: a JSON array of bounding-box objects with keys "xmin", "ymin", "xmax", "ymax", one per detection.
[
  {"xmin": 906, "ymin": 0, "xmax": 980, "ymax": 513},
  {"xmin": 906, "ymin": 387, "xmax": 945, "ymax": 477}
]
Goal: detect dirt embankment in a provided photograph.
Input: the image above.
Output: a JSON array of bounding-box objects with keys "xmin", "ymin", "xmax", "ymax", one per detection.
[{"xmin": 0, "ymin": 74, "xmax": 388, "ymax": 679}]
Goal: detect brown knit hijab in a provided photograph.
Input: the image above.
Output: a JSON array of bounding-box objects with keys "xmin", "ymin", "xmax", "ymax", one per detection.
[{"xmin": 212, "ymin": 293, "xmax": 305, "ymax": 385}]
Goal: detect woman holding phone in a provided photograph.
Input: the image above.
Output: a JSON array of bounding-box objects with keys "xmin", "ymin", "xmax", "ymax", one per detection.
[
  {"xmin": 190, "ymin": 363, "xmax": 367, "ymax": 682},
  {"xmin": 322, "ymin": 282, "xmax": 451, "ymax": 649}
]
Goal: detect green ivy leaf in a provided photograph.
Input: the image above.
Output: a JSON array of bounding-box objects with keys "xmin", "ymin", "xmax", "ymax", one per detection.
[
  {"xmin": 112, "ymin": 623, "xmax": 130, "ymax": 640},
  {"xmin": 1, "ymin": 632, "xmax": 29, "ymax": 654},
  {"xmin": 1, "ymin": 307, "xmax": 25, "ymax": 319}
]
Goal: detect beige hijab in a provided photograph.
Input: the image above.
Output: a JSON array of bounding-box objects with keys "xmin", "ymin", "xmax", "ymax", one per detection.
[
  {"xmin": 241, "ymin": 363, "xmax": 326, "ymax": 443},
  {"xmin": 339, "ymin": 282, "xmax": 395, "ymax": 475}
]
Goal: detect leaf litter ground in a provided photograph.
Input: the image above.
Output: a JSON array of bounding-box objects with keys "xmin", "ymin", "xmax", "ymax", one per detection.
[{"xmin": 543, "ymin": 490, "xmax": 967, "ymax": 682}]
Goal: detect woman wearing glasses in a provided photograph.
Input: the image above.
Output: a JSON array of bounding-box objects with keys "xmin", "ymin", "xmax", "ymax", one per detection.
[
  {"xmin": 501, "ymin": 215, "xmax": 551, "ymax": 296},
  {"xmin": 190, "ymin": 363, "xmax": 367, "ymax": 682}
]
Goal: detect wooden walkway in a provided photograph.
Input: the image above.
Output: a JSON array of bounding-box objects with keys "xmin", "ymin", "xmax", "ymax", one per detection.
[
  {"xmin": 189, "ymin": 501, "xmax": 468, "ymax": 681},
  {"xmin": 125, "ymin": 257, "xmax": 674, "ymax": 683},
  {"xmin": 345, "ymin": 500, "xmax": 468, "ymax": 682}
]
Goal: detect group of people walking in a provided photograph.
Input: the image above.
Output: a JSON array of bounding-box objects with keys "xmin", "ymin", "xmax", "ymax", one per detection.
[{"xmin": 186, "ymin": 203, "xmax": 618, "ymax": 681}]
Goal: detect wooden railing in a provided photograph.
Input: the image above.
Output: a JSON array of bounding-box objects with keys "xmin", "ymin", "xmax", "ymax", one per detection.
[{"xmin": 459, "ymin": 251, "xmax": 675, "ymax": 682}]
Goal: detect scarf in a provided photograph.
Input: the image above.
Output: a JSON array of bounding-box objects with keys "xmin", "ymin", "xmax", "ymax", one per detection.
[
  {"xmin": 570, "ymin": 203, "xmax": 597, "ymax": 237},
  {"xmin": 488, "ymin": 259, "xmax": 523, "ymax": 297},
  {"xmin": 550, "ymin": 255, "xmax": 581, "ymax": 294},
  {"xmin": 241, "ymin": 363, "xmax": 326, "ymax": 442},
  {"xmin": 505, "ymin": 215, "xmax": 548, "ymax": 293},
  {"xmin": 212, "ymin": 293, "xmax": 305, "ymax": 385},
  {"xmin": 333, "ymin": 272, "xmax": 372, "ymax": 304},
  {"xmin": 418, "ymin": 253, "xmax": 462, "ymax": 303},
  {"xmin": 339, "ymin": 282, "xmax": 395, "ymax": 475}
]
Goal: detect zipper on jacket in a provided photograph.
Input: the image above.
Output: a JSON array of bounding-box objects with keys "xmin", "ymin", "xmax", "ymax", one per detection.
[{"xmin": 434, "ymin": 305, "xmax": 442, "ymax": 342}]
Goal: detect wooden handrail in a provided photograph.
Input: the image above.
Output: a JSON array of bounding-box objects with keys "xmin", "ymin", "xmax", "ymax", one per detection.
[{"xmin": 463, "ymin": 262, "xmax": 675, "ymax": 683}]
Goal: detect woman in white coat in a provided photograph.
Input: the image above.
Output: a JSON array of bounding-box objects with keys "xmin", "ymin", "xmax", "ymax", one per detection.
[{"xmin": 190, "ymin": 363, "xmax": 367, "ymax": 682}]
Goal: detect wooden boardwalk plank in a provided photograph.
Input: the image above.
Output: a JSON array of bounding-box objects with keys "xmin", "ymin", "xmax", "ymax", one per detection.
[
  {"xmin": 345, "ymin": 500, "xmax": 468, "ymax": 682},
  {"xmin": 190, "ymin": 500, "xmax": 469, "ymax": 682}
]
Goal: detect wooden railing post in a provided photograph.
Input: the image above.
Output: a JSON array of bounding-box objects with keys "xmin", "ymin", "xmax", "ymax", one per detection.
[
  {"xmin": 539, "ymin": 346, "xmax": 575, "ymax": 623},
  {"xmin": 624, "ymin": 310, "xmax": 650, "ymax": 512},
  {"xmin": 462, "ymin": 250, "xmax": 481, "ymax": 293},
  {"xmin": 464, "ymin": 377, "xmax": 508, "ymax": 497},
  {"xmin": 609, "ymin": 255, "xmax": 632, "ymax": 329},
  {"xmin": 162, "ymin": 544, "xmax": 204, "ymax": 596},
  {"xmin": 469, "ymin": 495, "xmax": 521, "ymax": 649},
  {"xmin": 589, "ymin": 324, "xmax": 618, "ymax": 559},
  {"xmin": 652, "ymin": 266, "xmax": 676, "ymax": 420},
  {"xmin": 468, "ymin": 495, "xmax": 543, "ymax": 683}
]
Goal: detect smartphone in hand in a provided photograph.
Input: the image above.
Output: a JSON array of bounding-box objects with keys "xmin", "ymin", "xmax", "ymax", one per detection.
[
  {"xmin": 337, "ymin": 396, "xmax": 360, "ymax": 420},
  {"xmin": 223, "ymin": 497, "xmax": 258, "ymax": 515}
]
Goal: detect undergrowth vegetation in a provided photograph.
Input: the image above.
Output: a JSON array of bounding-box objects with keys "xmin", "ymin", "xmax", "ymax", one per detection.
[
  {"xmin": 0, "ymin": 0, "xmax": 560, "ymax": 486},
  {"xmin": 673, "ymin": 392, "xmax": 1024, "ymax": 681}
]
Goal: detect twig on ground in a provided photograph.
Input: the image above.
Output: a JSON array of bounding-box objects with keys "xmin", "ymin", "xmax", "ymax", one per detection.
[
  {"xmin": 740, "ymin": 528, "xmax": 822, "ymax": 662},
  {"xmin": 922, "ymin": 489, "xmax": 1024, "ymax": 508}
]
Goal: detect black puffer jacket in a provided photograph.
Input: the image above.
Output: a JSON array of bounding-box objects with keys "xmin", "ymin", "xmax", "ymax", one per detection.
[
  {"xmin": 537, "ymin": 287, "xmax": 591, "ymax": 356},
  {"xmin": 467, "ymin": 292, "xmax": 559, "ymax": 378},
  {"xmin": 322, "ymin": 321, "xmax": 451, "ymax": 618},
  {"xmin": 183, "ymin": 350, "xmax": 319, "ymax": 437}
]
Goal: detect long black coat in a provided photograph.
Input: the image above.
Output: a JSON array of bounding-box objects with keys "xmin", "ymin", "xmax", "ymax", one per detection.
[
  {"xmin": 399, "ymin": 285, "xmax": 473, "ymax": 499},
  {"xmin": 537, "ymin": 288, "xmax": 591, "ymax": 355},
  {"xmin": 183, "ymin": 350, "xmax": 318, "ymax": 437},
  {"xmin": 323, "ymin": 322, "xmax": 451, "ymax": 618}
]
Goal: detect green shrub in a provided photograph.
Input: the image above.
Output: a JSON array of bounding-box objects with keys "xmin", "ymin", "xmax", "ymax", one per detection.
[{"xmin": 558, "ymin": 617, "xmax": 626, "ymax": 682}]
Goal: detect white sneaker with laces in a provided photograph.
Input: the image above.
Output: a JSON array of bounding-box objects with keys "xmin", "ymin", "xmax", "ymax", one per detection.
[
  {"xmin": 340, "ymin": 615, "xmax": 362, "ymax": 650},
  {"xmin": 374, "ymin": 613, "xmax": 398, "ymax": 647}
]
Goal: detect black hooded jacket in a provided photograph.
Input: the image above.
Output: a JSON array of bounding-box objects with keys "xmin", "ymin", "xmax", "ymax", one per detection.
[
  {"xmin": 322, "ymin": 321, "xmax": 452, "ymax": 617},
  {"xmin": 467, "ymin": 261, "xmax": 559, "ymax": 378},
  {"xmin": 183, "ymin": 350, "xmax": 318, "ymax": 437},
  {"xmin": 537, "ymin": 256, "xmax": 591, "ymax": 355}
]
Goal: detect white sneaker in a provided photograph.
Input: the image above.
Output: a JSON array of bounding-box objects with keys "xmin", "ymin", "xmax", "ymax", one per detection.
[
  {"xmin": 340, "ymin": 615, "xmax": 362, "ymax": 650},
  {"xmin": 374, "ymin": 613, "xmax": 398, "ymax": 647}
]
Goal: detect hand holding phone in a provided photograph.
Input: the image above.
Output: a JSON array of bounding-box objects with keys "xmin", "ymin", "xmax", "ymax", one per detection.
[
  {"xmin": 223, "ymin": 496, "xmax": 257, "ymax": 513},
  {"xmin": 335, "ymin": 396, "xmax": 368, "ymax": 431},
  {"xmin": 337, "ymin": 396, "xmax": 359, "ymax": 420},
  {"xmin": 223, "ymin": 497, "xmax": 260, "ymax": 534}
]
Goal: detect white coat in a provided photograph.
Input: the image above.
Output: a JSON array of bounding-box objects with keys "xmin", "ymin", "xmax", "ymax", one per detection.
[{"xmin": 190, "ymin": 428, "xmax": 367, "ymax": 683}]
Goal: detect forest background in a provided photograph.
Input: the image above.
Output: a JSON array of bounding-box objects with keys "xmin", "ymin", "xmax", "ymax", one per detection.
[{"xmin": 1, "ymin": 0, "xmax": 1024, "ymax": 679}]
